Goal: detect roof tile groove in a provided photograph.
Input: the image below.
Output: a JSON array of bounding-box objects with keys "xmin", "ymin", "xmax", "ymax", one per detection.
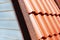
[
  {"xmin": 29, "ymin": 13, "xmax": 60, "ymax": 40},
  {"xmin": 19, "ymin": 0, "xmax": 60, "ymax": 40},
  {"xmin": 23, "ymin": 0, "xmax": 60, "ymax": 15}
]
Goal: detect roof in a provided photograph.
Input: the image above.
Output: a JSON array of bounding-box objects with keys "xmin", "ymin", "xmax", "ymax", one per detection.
[
  {"xmin": 23, "ymin": 0, "xmax": 60, "ymax": 15},
  {"xmin": 22, "ymin": 0, "xmax": 60, "ymax": 40}
]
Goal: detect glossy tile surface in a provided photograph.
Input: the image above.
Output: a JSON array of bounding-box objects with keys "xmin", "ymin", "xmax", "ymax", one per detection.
[
  {"xmin": 18, "ymin": 0, "xmax": 60, "ymax": 40},
  {"xmin": 23, "ymin": 0, "xmax": 60, "ymax": 15},
  {"xmin": 29, "ymin": 14, "xmax": 60, "ymax": 40}
]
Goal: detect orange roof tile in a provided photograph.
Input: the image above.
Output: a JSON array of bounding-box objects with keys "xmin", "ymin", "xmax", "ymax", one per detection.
[
  {"xmin": 23, "ymin": 0, "xmax": 60, "ymax": 15},
  {"xmin": 18, "ymin": 0, "xmax": 60, "ymax": 40},
  {"xmin": 57, "ymin": 16, "xmax": 60, "ymax": 23},
  {"xmin": 29, "ymin": 14, "xmax": 60, "ymax": 39},
  {"xmin": 29, "ymin": 14, "xmax": 45, "ymax": 39}
]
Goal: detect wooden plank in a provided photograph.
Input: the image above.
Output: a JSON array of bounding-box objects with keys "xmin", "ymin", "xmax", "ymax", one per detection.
[{"xmin": 11, "ymin": 0, "xmax": 38, "ymax": 40}]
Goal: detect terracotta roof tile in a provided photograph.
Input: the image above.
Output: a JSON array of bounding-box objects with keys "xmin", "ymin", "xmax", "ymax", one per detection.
[
  {"xmin": 23, "ymin": 0, "xmax": 35, "ymax": 13},
  {"xmin": 18, "ymin": 0, "xmax": 60, "ymax": 40},
  {"xmin": 29, "ymin": 14, "xmax": 45, "ymax": 39},
  {"xmin": 23, "ymin": 0, "xmax": 60, "ymax": 15},
  {"xmin": 49, "ymin": 0, "xmax": 60, "ymax": 15},
  {"xmin": 29, "ymin": 14, "xmax": 60, "ymax": 40}
]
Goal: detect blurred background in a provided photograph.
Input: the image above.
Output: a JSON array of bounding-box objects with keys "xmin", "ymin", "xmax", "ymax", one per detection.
[{"xmin": 0, "ymin": 0, "xmax": 23, "ymax": 40}]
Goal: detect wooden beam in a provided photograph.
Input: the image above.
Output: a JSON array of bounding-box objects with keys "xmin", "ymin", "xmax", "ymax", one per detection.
[{"xmin": 11, "ymin": 0, "xmax": 37, "ymax": 40}]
